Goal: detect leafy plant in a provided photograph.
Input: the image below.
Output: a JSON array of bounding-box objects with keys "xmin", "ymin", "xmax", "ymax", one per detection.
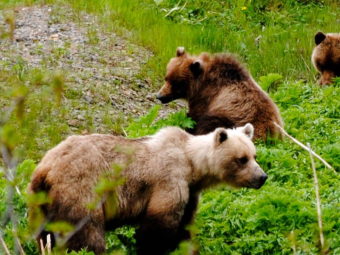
[
  {"xmin": 126, "ymin": 105, "xmax": 195, "ymax": 138},
  {"xmin": 259, "ymin": 73, "xmax": 283, "ymax": 92}
]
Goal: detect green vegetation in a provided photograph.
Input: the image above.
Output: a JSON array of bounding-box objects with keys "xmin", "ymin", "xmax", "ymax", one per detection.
[{"xmin": 1, "ymin": 0, "xmax": 340, "ymax": 254}]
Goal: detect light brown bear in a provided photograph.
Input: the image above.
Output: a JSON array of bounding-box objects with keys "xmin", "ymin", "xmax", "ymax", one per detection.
[
  {"xmin": 157, "ymin": 47, "xmax": 283, "ymax": 141},
  {"xmin": 28, "ymin": 124, "xmax": 267, "ymax": 255},
  {"xmin": 312, "ymin": 31, "xmax": 340, "ymax": 85}
]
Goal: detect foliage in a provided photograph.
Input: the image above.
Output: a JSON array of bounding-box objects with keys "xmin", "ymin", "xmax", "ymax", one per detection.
[
  {"xmin": 126, "ymin": 105, "xmax": 195, "ymax": 138},
  {"xmin": 259, "ymin": 73, "xmax": 283, "ymax": 92},
  {"xmin": 1, "ymin": 0, "xmax": 340, "ymax": 254}
]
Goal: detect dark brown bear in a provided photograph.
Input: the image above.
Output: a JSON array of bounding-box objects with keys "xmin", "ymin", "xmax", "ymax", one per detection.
[
  {"xmin": 157, "ymin": 47, "xmax": 283, "ymax": 141},
  {"xmin": 28, "ymin": 124, "xmax": 267, "ymax": 255},
  {"xmin": 312, "ymin": 31, "xmax": 340, "ymax": 85}
]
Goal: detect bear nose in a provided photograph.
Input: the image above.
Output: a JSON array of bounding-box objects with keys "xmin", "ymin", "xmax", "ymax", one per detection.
[
  {"xmin": 156, "ymin": 94, "xmax": 172, "ymax": 104},
  {"xmin": 259, "ymin": 174, "xmax": 268, "ymax": 187},
  {"xmin": 156, "ymin": 93, "xmax": 163, "ymax": 100}
]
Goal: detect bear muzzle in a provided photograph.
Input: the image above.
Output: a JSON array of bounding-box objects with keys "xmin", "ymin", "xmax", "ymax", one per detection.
[
  {"xmin": 156, "ymin": 93, "xmax": 173, "ymax": 104},
  {"xmin": 319, "ymin": 70, "xmax": 336, "ymax": 86},
  {"xmin": 249, "ymin": 173, "xmax": 268, "ymax": 189}
]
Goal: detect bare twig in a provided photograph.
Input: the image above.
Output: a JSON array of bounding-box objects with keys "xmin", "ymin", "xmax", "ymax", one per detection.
[
  {"xmin": 14, "ymin": 234, "xmax": 25, "ymax": 255},
  {"xmin": 0, "ymin": 235, "xmax": 11, "ymax": 255},
  {"xmin": 179, "ymin": 0, "xmax": 188, "ymax": 12},
  {"xmin": 40, "ymin": 234, "xmax": 51, "ymax": 255},
  {"xmin": 40, "ymin": 239, "xmax": 46, "ymax": 255},
  {"xmin": 307, "ymin": 143, "xmax": 325, "ymax": 250},
  {"xmin": 122, "ymin": 128, "xmax": 128, "ymax": 137},
  {"xmin": 47, "ymin": 234, "xmax": 52, "ymax": 255},
  {"xmin": 164, "ymin": 0, "xmax": 182, "ymax": 17},
  {"xmin": 273, "ymin": 122, "xmax": 335, "ymax": 172}
]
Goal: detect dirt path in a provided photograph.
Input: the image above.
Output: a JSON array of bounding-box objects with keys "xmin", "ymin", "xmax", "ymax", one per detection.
[{"xmin": 0, "ymin": 4, "xmax": 182, "ymax": 134}]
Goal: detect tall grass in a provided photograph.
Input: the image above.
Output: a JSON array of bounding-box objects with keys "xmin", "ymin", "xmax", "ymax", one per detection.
[{"xmin": 39, "ymin": 0, "xmax": 340, "ymax": 85}]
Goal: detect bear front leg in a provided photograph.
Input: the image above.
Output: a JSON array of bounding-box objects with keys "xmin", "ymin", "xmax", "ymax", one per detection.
[
  {"xmin": 135, "ymin": 183, "xmax": 189, "ymax": 255},
  {"xmin": 178, "ymin": 191, "xmax": 200, "ymax": 237},
  {"xmin": 135, "ymin": 215, "xmax": 180, "ymax": 255}
]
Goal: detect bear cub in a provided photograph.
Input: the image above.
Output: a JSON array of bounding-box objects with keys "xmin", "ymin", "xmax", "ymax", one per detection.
[
  {"xmin": 29, "ymin": 124, "xmax": 267, "ymax": 255},
  {"xmin": 157, "ymin": 47, "xmax": 283, "ymax": 141},
  {"xmin": 312, "ymin": 31, "xmax": 340, "ymax": 85}
]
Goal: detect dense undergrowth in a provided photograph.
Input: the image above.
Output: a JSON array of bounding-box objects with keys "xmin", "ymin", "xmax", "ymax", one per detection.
[{"xmin": 1, "ymin": 0, "xmax": 340, "ymax": 254}]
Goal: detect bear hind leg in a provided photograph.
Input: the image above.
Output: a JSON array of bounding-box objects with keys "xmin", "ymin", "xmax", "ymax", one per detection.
[{"xmin": 64, "ymin": 219, "xmax": 106, "ymax": 254}]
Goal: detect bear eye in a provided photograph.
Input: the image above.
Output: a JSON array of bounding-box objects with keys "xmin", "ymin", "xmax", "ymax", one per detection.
[{"xmin": 239, "ymin": 157, "xmax": 248, "ymax": 164}]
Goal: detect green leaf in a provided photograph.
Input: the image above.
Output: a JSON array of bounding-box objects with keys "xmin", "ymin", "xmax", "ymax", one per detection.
[{"xmin": 258, "ymin": 73, "xmax": 282, "ymax": 92}]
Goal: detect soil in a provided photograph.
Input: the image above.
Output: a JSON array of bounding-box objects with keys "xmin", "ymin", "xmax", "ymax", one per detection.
[{"xmin": 0, "ymin": 4, "xmax": 183, "ymax": 134}]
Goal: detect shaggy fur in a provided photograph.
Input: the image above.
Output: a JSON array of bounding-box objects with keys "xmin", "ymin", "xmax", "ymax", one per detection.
[
  {"xmin": 312, "ymin": 31, "xmax": 340, "ymax": 85},
  {"xmin": 157, "ymin": 47, "xmax": 283, "ymax": 141},
  {"xmin": 28, "ymin": 124, "xmax": 267, "ymax": 255}
]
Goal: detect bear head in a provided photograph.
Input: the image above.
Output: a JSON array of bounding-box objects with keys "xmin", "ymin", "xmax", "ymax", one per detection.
[
  {"xmin": 212, "ymin": 123, "xmax": 267, "ymax": 189},
  {"xmin": 312, "ymin": 31, "xmax": 340, "ymax": 85},
  {"xmin": 191, "ymin": 123, "xmax": 267, "ymax": 189},
  {"xmin": 157, "ymin": 47, "xmax": 205, "ymax": 104}
]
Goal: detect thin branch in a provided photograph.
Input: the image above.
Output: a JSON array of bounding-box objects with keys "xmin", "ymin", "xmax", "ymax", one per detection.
[
  {"xmin": 122, "ymin": 128, "xmax": 127, "ymax": 137},
  {"xmin": 40, "ymin": 239, "xmax": 46, "ymax": 255},
  {"xmin": 14, "ymin": 234, "xmax": 25, "ymax": 255},
  {"xmin": 0, "ymin": 235, "xmax": 11, "ymax": 255},
  {"xmin": 47, "ymin": 234, "xmax": 52, "ymax": 255},
  {"xmin": 164, "ymin": 0, "xmax": 182, "ymax": 17},
  {"xmin": 40, "ymin": 234, "xmax": 52, "ymax": 255},
  {"xmin": 273, "ymin": 122, "xmax": 335, "ymax": 172},
  {"xmin": 178, "ymin": 0, "xmax": 188, "ymax": 12},
  {"xmin": 307, "ymin": 143, "xmax": 324, "ymax": 250}
]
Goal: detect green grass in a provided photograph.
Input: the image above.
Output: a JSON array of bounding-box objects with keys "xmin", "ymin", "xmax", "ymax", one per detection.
[
  {"xmin": 1, "ymin": 0, "xmax": 340, "ymax": 254},
  {"xmin": 52, "ymin": 0, "xmax": 340, "ymax": 83}
]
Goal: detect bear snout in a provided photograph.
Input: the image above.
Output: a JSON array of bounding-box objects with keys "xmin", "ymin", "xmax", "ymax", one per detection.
[
  {"xmin": 319, "ymin": 70, "xmax": 335, "ymax": 86},
  {"xmin": 259, "ymin": 174, "xmax": 268, "ymax": 187},
  {"xmin": 250, "ymin": 173, "xmax": 268, "ymax": 189},
  {"xmin": 156, "ymin": 93, "xmax": 173, "ymax": 104}
]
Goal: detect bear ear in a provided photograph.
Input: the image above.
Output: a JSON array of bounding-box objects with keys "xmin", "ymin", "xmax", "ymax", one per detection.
[
  {"xmin": 190, "ymin": 60, "xmax": 203, "ymax": 76},
  {"xmin": 237, "ymin": 123, "xmax": 254, "ymax": 140},
  {"xmin": 176, "ymin": 47, "xmax": 186, "ymax": 57},
  {"xmin": 214, "ymin": 128, "xmax": 228, "ymax": 146},
  {"xmin": 315, "ymin": 31, "xmax": 326, "ymax": 45}
]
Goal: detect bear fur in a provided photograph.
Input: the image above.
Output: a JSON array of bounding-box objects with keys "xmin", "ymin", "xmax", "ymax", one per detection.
[
  {"xmin": 28, "ymin": 124, "xmax": 267, "ymax": 255},
  {"xmin": 312, "ymin": 31, "xmax": 340, "ymax": 86},
  {"xmin": 157, "ymin": 47, "xmax": 283, "ymax": 141}
]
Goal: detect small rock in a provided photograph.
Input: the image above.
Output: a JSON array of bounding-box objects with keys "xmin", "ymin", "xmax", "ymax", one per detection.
[
  {"xmin": 49, "ymin": 33, "xmax": 59, "ymax": 40},
  {"xmin": 146, "ymin": 93, "xmax": 156, "ymax": 102},
  {"xmin": 67, "ymin": 119, "xmax": 79, "ymax": 127},
  {"xmin": 84, "ymin": 95, "xmax": 93, "ymax": 104}
]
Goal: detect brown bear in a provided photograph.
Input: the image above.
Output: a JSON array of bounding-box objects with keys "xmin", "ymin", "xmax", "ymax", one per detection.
[
  {"xmin": 28, "ymin": 123, "xmax": 267, "ymax": 255},
  {"xmin": 312, "ymin": 31, "xmax": 340, "ymax": 86},
  {"xmin": 157, "ymin": 47, "xmax": 283, "ymax": 141}
]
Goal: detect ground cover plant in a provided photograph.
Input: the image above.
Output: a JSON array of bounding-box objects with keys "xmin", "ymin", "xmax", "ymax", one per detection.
[{"xmin": 1, "ymin": 0, "xmax": 340, "ymax": 254}]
